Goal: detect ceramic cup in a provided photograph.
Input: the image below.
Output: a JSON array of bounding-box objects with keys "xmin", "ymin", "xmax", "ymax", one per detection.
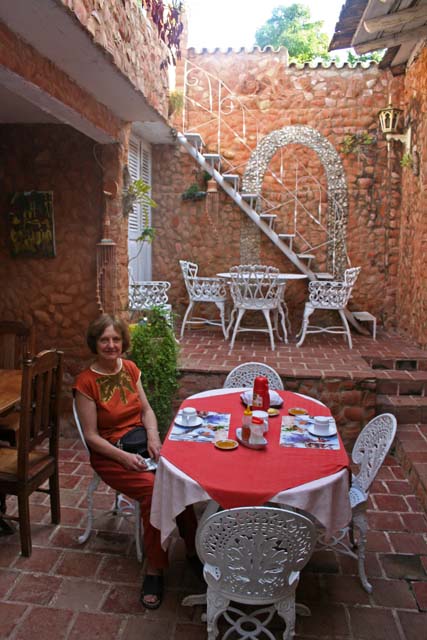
[
  {"xmin": 252, "ymin": 410, "xmax": 269, "ymax": 433},
  {"xmin": 182, "ymin": 407, "xmax": 198, "ymax": 426},
  {"xmin": 314, "ymin": 416, "xmax": 330, "ymax": 434}
]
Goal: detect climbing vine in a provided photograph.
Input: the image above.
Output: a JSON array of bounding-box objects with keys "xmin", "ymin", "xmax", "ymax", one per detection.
[{"xmin": 139, "ymin": 0, "xmax": 184, "ymax": 68}]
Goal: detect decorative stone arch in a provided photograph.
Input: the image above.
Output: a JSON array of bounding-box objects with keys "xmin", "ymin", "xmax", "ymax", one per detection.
[{"xmin": 242, "ymin": 126, "xmax": 348, "ymax": 275}]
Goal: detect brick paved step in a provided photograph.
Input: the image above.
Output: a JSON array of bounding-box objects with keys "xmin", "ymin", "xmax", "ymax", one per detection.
[
  {"xmin": 376, "ymin": 395, "xmax": 427, "ymax": 424},
  {"xmin": 394, "ymin": 425, "xmax": 427, "ymax": 513},
  {"xmin": 365, "ymin": 356, "xmax": 427, "ymax": 371},
  {"xmin": 376, "ymin": 370, "xmax": 427, "ymax": 396}
]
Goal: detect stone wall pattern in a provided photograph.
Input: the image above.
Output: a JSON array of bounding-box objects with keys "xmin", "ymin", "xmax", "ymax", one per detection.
[
  {"xmin": 160, "ymin": 49, "xmax": 404, "ymax": 330},
  {"xmin": 60, "ymin": 0, "xmax": 170, "ymax": 118},
  {"xmin": 397, "ymin": 45, "xmax": 427, "ymax": 347}
]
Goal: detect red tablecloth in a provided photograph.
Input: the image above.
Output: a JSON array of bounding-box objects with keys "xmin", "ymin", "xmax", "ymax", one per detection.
[{"xmin": 161, "ymin": 390, "xmax": 350, "ymax": 509}]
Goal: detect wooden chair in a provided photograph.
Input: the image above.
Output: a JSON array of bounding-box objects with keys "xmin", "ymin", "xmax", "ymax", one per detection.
[
  {"xmin": 0, "ymin": 321, "xmax": 33, "ymax": 369},
  {"xmin": 0, "ymin": 321, "xmax": 33, "ymax": 446},
  {"xmin": 0, "ymin": 350, "xmax": 63, "ymax": 556}
]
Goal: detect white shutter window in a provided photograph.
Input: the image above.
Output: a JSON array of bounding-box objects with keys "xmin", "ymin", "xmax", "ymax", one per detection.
[{"xmin": 128, "ymin": 136, "xmax": 152, "ymax": 281}]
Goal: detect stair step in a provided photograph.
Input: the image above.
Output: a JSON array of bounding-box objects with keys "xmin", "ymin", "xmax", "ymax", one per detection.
[
  {"xmin": 297, "ymin": 254, "xmax": 315, "ymax": 260},
  {"xmin": 223, "ymin": 174, "xmax": 240, "ymax": 191},
  {"xmin": 376, "ymin": 370, "xmax": 427, "ymax": 396},
  {"xmin": 184, "ymin": 132, "xmax": 204, "ymax": 149},
  {"xmin": 203, "ymin": 153, "xmax": 221, "ymax": 169},
  {"xmin": 260, "ymin": 214, "xmax": 277, "ymax": 220},
  {"xmin": 316, "ymin": 272, "xmax": 334, "ymax": 279},
  {"xmin": 376, "ymin": 394, "xmax": 427, "ymax": 424},
  {"xmin": 278, "ymin": 234, "xmax": 296, "ymax": 239},
  {"xmin": 352, "ymin": 311, "xmax": 377, "ymax": 339}
]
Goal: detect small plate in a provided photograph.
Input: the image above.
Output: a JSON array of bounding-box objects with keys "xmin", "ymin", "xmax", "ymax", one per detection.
[
  {"xmin": 288, "ymin": 407, "xmax": 308, "ymax": 416},
  {"xmin": 267, "ymin": 408, "xmax": 280, "ymax": 417},
  {"xmin": 215, "ymin": 439, "xmax": 238, "ymax": 450},
  {"xmin": 174, "ymin": 416, "xmax": 204, "ymax": 429},
  {"xmin": 236, "ymin": 428, "xmax": 267, "ymax": 449},
  {"xmin": 308, "ymin": 424, "xmax": 337, "ymax": 437}
]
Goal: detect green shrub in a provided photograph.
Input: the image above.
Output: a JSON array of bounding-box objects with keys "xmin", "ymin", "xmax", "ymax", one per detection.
[{"xmin": 129, "ymin": 308, "xmax": 179, "ymax": 438}]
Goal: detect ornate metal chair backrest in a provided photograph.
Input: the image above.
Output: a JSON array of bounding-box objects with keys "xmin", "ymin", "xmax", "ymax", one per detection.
[
  {"xmin": 352, "ymin": 413, "xmax": 397, "ymax": 494},
  {"xmin": 196, "ymin": 506, "xmax": 316, "ymax": 602},
  {"xmin": 129, "ymin": 281, "xmax": 171, "ymax": 310},
  {"xmin": 308, "ymin": 266, "xmax": 361, "ymax": 310},
  {"xmin": 179, "ymin": 259, "xmax": 227, "ymax": 301},
  {"xmin": 229, "ymin": 264, "xmax": 283, "ymax": 309},
  {"xmin": 0, "ymin": 321, "xmax": 33, "ymax": 369},
  {"xmin": 224, "ymin": 362, "xmax": 284, "ymax": 390}
]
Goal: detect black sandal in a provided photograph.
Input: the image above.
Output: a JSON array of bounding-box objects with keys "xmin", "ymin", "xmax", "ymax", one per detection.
[{"xmin": 140, "ymin": 574, "xmax": 163, "ymax": 610}]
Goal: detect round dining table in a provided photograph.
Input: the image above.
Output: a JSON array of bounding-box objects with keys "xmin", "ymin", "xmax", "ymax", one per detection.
[{"xmin": 151, "ymin": 388, "xmax": 351, "ymax": 548}]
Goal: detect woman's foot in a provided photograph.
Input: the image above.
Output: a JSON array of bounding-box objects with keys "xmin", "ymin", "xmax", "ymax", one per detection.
[{"xmin": 140, "ymin": 573, "xmax": 164, "ymax": 610}]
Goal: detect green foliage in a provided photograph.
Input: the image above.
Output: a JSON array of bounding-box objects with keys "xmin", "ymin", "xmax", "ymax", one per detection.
[
  {"xmin": 168, "ymin": 89, "xmax": 184, "ymax": 116},
  {"xmin": 129, "ymin": 308, "xmax": 180, "ymax": 437},
  {"xmin": 124, "ymin": 178, "xmax": 157, "ymax": 243},
  {"xmin": 181, "ymin": 183, "xmax": 207, "ymax": 201},
  {"xmin": 255, "ymin": 3, "xmax": 330, "ymax": 63},
  {"xmin": 342, "ymin": 132, "xmax": 375, "ymax": 155},
  {"xmin": 346, "ymin": 50, "xmax": 385, "ymax": 66},
  {"xmin": 400, "ymin": 152, "xmax": 413, "ymax": 169}
]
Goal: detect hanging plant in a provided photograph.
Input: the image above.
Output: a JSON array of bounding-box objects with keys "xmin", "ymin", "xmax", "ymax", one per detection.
[
  {"xmin": 123, "ymin": 174, "xmax": 157, "ymax": 241},
  {"xmin": 342, "ymin": 132, "xmax": 375, "ymax": 155},
  {"xmin": 181, "ymin": 183, "xmax": 207, "ymax": 201},
  {"xmin": 139, "ymin": 0, "xmax": 184, "ymax": 69},
  {"xmin": 400, "ymin": 152, "xmax": 413, "ymax": 169}
]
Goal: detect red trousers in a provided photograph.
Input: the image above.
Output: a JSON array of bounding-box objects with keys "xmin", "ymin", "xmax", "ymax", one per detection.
[{"xmin": 91, "ymin": 452, "xmax": 197, "ymax": 569}]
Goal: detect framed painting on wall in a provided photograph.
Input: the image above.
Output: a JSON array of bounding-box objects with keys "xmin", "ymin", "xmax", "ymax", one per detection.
[{"xmin": 9, "ymin": 191, "xmax": 56, "ymax": 258}]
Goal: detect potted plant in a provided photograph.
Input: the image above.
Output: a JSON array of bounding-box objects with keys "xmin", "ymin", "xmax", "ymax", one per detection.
[{"xmin": 129, "ymin": 307, "xmax": 180, "ymax": 438}]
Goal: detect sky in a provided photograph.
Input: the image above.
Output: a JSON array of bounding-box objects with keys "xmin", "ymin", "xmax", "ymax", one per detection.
[{"xmin": 185, "ymin": 0, "xmax": 345, "ymax": 50}]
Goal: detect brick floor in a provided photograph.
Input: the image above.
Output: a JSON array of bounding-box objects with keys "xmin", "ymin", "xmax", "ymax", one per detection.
[
  {"xmin": 0, "ymin": 437, "xmax": 425, "ymax": 639},
  {"xmin": 1, "ymin": 327, "xmax": 427, "ymax": 638}
]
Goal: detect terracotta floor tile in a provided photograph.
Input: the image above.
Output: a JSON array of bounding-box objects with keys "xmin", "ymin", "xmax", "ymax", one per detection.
[
  {"xmin": 13, "ymin": 548, "xmax": 62, "ymax": 573},
  {"xmin": 370, "ymin": 578, "xmax": 418, "ymax": 609},
  {"xmin": 97, "ymin": 555, "xmax": 142, "ymax": 584},
  {"xmin": 0, "ymin": 602, "xmax": 29, "ymax": 638},
  {"xmin": 68, "ymin": 611, "xmax": 123, "ymax": 640},
  {"xmin": 8, "ymin": 573, "xmax": 62, "ymax": 605},
  {"xmin": 348, "ymin": 606, "xmax": 401, "ymax": 640},
  {"xmin": 12, "ymin": 606, "xmax": 74, "ymax": 640},
  {"xmin": 397, "ymin": 610, "xmax": 427, "ymax": 640},
  {"xmin": 373, "ymin": 494, "xmax": 410, "ymax": 512},
  {"xmin": 53, "ymin": 578, "xmax": 109, "ymax": 611},
  {"xmin": 0, "ymin": 568, "xmax": 19, "ymax": 599},
  {"xmin": 368, "ymin": 511, "xmax": 405, "ymax": 531},
  {"xmin": 55, "ymin": 550, "xmax": 104, "ymax": 578},
  {"xmin": 389, "ymin": 532, "xmax": 427, "ymax": 554},
  {"xmin": 401, "ymin": 512, "xmax": 427, "ymax": 533},
  {"xmin": 101, "ymin": 584, "xmax": 143, "ymax": 615},
  {"xmin": 322, "ymin": 574, "xmax": 370, "ymax": 605},
  {"xmin": 296, "ymin": 603, "xmax": 349, "ymax": 637}
]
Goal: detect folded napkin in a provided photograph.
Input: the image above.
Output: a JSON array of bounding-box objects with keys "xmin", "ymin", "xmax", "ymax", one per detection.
[{"xmin": 241, "ymin": 389, "xmax": 283, "ymax": 407}]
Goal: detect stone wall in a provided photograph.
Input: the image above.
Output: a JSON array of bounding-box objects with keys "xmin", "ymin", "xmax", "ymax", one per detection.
[
  {"xmin": 397, "ymin": 45, "xmax": 427, "ymax": 347},
  {"xmin": 0, "ymin": 124, "xmax": 129, "ymax": 428},
  {"xmin": 60, "ymin": 0, "xmax": 170, "ymax": 118},
  {"xmin": 159, "ymin": 49, "xmax": 406, "ymax": 330}
]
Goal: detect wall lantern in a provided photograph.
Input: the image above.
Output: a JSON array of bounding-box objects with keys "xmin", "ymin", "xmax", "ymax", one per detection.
[{"xmin": 378, "ymin": 101, "xmax": 411, "ymax": 153}]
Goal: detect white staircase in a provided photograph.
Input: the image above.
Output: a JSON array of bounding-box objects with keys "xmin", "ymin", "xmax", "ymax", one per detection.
[{"xmin": 177, "ymin": 131, "xmax": 315, "ymax": 279}]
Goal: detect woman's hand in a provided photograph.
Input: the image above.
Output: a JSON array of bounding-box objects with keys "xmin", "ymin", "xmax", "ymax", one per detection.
[
  {"xmin": 147, "ymin": 431, "xmax": 162, "ymax": 461},
  {"xmin": 120, "ymin": 451, "xmax": 148, "ymax": 471}
]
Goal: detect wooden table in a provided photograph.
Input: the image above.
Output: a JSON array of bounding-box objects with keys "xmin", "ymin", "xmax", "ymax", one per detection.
[{"xmin": 0, "ymin": 369, "xmax": 22, "ymax": 414}]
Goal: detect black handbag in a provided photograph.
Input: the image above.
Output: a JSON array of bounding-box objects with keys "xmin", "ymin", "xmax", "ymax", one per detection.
[{"xmin": 115, "ymin": 426, "xmax": 148, "ymax": 458}]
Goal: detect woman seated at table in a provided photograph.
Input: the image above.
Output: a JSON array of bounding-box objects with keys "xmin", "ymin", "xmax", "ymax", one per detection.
[{"xmin": 74, "ymin": 314, "xmax": 199, "ymax": 610}]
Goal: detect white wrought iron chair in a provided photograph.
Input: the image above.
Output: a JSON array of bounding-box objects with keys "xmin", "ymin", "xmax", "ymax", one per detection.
[
  {"xmin": 179, "ymin": 260, "xmax": 228, "ymax": 339},
  {"xmin": 128, "ymin": 279, "xmax": 172, "ymax": 323},
  {"xmin": 183, "ymin": 506, "xmax": 316, "ymax": 640},
  {"xmin": 317, "ymin": 413, "xmax": 397, "ymax": 593},
  {"xmin": 72, "ymin": 399, "xmax": 143, "ymax": 562},
  {"xmin": 224, "ymin": 362, "xmax": 284, "ymax": 390},
  {"xmin": 296, "ymin": 267, "xmax": 361, "ymax": 349},
  {"xmin": 227, "ymin": 265, "xmax": 288, "ymax": 351}
]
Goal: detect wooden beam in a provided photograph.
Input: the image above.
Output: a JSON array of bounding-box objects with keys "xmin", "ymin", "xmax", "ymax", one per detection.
[
  {"xmin": 354, "ymin": 24, "xmax": 427, "ymax": 53},
  {"xmin": 364, "ymin": 6, "xmax": 427, "ymax": 33}
]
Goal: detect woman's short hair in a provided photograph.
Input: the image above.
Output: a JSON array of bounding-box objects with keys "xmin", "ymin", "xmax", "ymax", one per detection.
[{"xmin": 86, "ymin": 314, "xmax": 130, "ymax": 354}]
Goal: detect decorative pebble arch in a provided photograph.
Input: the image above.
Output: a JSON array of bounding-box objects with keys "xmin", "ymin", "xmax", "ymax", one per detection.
[{"xmin": 242, "ymin": 125, "xmax": 349, "ymax": 275}]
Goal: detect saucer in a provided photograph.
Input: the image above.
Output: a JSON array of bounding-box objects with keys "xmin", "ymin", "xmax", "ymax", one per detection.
[
  {"xmin": 236, "ymin": 428, "xmax": 267, "ymax": 449},
  {"xmin": 308, "ymin": 423, "xmax": 337, "ymax": 437},
  {"xmin": 215, "ymin": 439, "xmax": 238, "ymax": 450},
  {"xmin": 174, "ymin": 416, "xmax": 203, "ymax": 429},
  {"xmin": 288, "ymin": 407, "xmax": 308, "ymax": 416}
]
